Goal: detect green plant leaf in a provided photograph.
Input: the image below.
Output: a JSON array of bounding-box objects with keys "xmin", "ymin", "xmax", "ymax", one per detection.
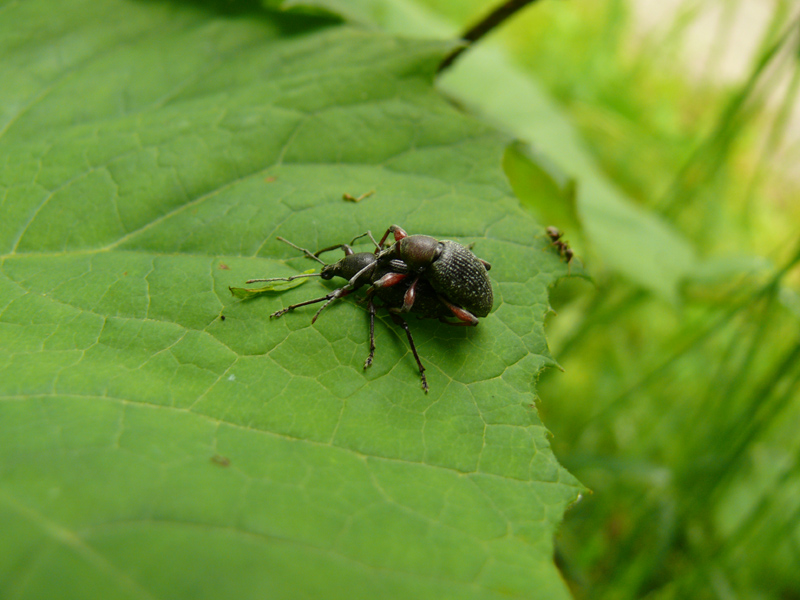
[
  {"xmin": 274, "ymin": 0, "xmax": 438, "ymax": 31},
  {"xmin": 229, "ymin": 268, "xmax": 317, "ymax": 299},
  {"xmin": 0, "ymin": 1, "xmax": 582, "ymax": 598},
  {"xmin": 502, "ymin": 141, "xmax": 581, "ymax": 239}
]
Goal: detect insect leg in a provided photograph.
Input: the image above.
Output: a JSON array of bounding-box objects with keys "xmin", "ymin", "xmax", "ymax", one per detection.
[
  {"xmin": 436, "ymin": 295, "xmax": 479, "ymax": 326},
  {"xmin": 364, "ymin": 295, "xmax": 377, "ymax": 369},
  {"xmin": 270, "ymin": 287, "xmax": 352, "ymax": 322},
  {"xmin": 400, "ymin": 275, "xmax": 421, "ymax": 313},
  {"xmin": 345, "ymin": 261, "xmax": 377, "ymax": 289},
  {"xmin": 302, "ymin": 262, "xmax": 375, "ymax": 322},
  {"xmin": 389, "ymin": 313, "xmax": 428, "ymax": 393},
  {"xmin": 371, "ymin": 272, "xmax": 408, "ymax": 289},
  {"xmin": 376, "ymin": 224, "xmax": 408, "ymax": 251}
]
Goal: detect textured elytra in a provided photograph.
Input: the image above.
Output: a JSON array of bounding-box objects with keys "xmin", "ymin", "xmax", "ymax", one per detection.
[{"xmin": 429, "ymin": 240, "xmax": 494, "ymax": 317}]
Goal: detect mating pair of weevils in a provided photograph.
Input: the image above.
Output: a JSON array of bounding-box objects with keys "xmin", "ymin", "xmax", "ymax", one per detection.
[{"xmin": 246, "ymin": 225, "xmax": 493, "ymax": 393}]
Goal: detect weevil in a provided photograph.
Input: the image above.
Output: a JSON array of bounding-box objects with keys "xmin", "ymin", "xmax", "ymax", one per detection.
[
  {"xmin": 242, "ymin": 227, "xmax": 494, "ymax": 392},
  {"xmin": 245, "ymin": 233, "xmax": 438, "ymax": 391},
  {"xmin": 373, "ymin": 225, "xmax": 493, "ymax": 326}
]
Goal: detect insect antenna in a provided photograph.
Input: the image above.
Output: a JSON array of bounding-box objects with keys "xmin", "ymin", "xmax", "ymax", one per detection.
[
  {"xmin": 245, "ymin": 272, "xmax": 321, "ymax": 284},
  {"xmin": 276, "ymin": 237, "xmax": 327, "ymax": 265},
  {"xmin": 246, "ymin": 236, "xmax": 332, "ymax": 283},
  {"xmin": 348, "ymin": 231, "xmax": 380, "ymax": 251}
]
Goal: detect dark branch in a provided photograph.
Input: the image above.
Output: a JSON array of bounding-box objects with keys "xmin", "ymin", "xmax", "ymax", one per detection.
[{"xmin": 438, "ymin": 0, "xmax": 542, "ymax": 73}]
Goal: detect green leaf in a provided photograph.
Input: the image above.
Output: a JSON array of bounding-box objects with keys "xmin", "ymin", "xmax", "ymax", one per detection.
[
  {"xmin": 682, "ymin": 255, "xmax": 773, "ymax": 303},
  {"xmin": 0, "ymin": 1, "xmax": 582, "ymax": 599},
  {"xmin": 229, "ymin": 269, "xmax": 317, "ymax": 299},
  {"xmin": 275, "ymin": 0, "xmax": 439, "ymax": 32},
  {"xmin": 502, "ymin": 141, "xmax": 581, "ymax": 239}
]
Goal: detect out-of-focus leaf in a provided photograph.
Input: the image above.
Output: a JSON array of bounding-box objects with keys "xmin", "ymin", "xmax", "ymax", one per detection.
[
  {"xmin": 273, "ymin": 0, "xmax": 440, "ymax": 31},
  {"xmin": 682, "ymin": 255, "xmax": 773, "ymax": 302},
  {"xmin": 503, "ymin": 141, "xmax": 581, "ymax": 238}
]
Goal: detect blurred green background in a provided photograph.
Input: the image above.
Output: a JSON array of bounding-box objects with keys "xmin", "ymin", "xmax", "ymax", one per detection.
[{"xmin": 426, "ymin": 0, "xmax": 800, "ymax": 598}]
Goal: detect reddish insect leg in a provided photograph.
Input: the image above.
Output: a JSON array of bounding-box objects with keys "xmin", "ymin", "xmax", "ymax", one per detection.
[
  {"xmin": 401, "ymin": 275, "xmax": 420, "ymax": 313},
  {"xmin": 371, "ymin": 272, "xmax": 407, "ymax": 288},
  {"xmin": 437, "ymin": 295, "xmax": 479, "ymax": 326},
  {"xmin": 370, "ymin": 271, "xmax": 420, "ymax": 314},
  {"xmin": 376, "ymin": 224, "xmax": 409, "ymax": 251}
]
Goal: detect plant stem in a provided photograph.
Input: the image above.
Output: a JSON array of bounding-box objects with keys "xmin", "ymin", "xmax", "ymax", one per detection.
[{"xmin": 439, "ymin": 0, "xmax": 543, "ymax": 72}]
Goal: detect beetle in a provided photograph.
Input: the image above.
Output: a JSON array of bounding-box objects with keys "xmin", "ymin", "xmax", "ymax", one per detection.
[
  {"xmin": 373, "ymin": 225, "xmax": 493, "ymax": 326},
  {"xmin": 244, "ymin": 233, "xmax": 441, "ymax": 392},
  {"xmin": 242, "ymin": 227, "xmax": 494, "ymax": 392}
]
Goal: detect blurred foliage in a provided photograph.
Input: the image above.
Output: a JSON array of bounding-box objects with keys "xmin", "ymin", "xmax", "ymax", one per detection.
[{"xmin": 416, "ymin": 0, "xmax": 800, "ymax": 598}]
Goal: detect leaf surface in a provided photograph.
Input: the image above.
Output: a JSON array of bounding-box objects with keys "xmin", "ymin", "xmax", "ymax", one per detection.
[{"xmin": 0, "ymin": 1, "xmax": 581, "ymax": 598}]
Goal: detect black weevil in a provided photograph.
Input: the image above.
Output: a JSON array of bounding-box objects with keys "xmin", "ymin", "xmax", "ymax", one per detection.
[
  {"xmin": 243, "ymin": 227, "xmax": 494, "ymax": 392},
  {"xmin": 246, "ymin": 233, "xmax": 437, "ymax": 391},
  {"xmin": 374, "ymin": 225, "xmax": 493, "ymax": 325}
]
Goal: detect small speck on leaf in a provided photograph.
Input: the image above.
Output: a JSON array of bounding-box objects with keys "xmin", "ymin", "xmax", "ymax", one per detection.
[
  {"xmin": 211, "ymin": 455, "xmax": 230, "ymax": 467},
  {"xmin": 342, "ymin": 190, "xmax": 374, "ymax": 202}
]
